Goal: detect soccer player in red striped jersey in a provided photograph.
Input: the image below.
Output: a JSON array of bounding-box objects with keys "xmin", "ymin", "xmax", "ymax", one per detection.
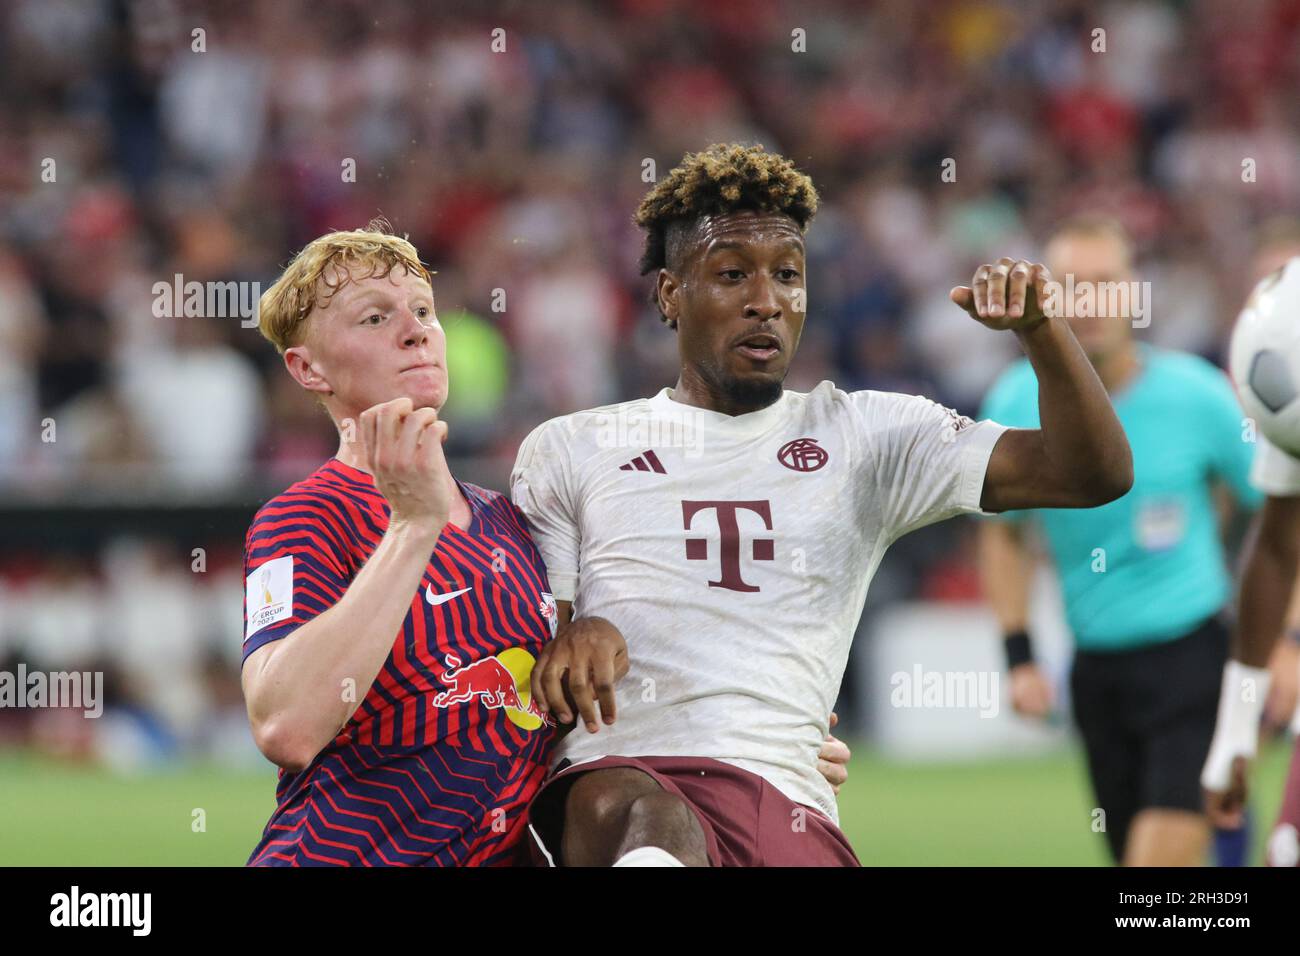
[{"xmin": 239, "ymin": 221, "xmax": 630, "ymax": 866}]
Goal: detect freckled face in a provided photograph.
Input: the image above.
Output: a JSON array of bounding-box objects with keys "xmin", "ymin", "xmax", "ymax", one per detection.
[{"xmin": 293, "ymin": 266, "xmax": 447, "ymax": 419}]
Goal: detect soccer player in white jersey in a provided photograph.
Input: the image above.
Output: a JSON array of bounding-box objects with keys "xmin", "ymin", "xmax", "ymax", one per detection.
[
  {"xmin": 1201, "ymin": 223, "xmax": 1300, "ymax": 867},
  {"xmin": 511, "ymin": 143, "xmax": 1133, "ymax": 866},
  {"xmin": 1214, "ymin": 422, "xmax": 1300, "ymax": 868}
]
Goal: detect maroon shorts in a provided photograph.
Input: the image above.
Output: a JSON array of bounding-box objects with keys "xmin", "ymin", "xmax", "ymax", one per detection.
[
  {"xmin": 527, "ymin": 755, "xmax": 860, "ymax": 867},
  {"xmin": 1267, "ymin": 737, "xmax": 1300, "ymax": 867}
]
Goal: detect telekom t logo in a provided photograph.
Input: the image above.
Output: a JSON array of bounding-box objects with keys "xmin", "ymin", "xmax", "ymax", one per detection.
[{"xmin": 682, "ymin": 500, "xmax": 774, "ymax": 593}]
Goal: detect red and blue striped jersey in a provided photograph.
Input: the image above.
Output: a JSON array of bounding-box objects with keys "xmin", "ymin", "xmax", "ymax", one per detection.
[{"xmin": 241, "ymin": 459, "xmax": 558, "ymax": 866}]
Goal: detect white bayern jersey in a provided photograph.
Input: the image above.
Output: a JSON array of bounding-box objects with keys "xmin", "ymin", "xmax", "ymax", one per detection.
[{"xmin": 510, "ymin": 381, "xmax": 1008, "ymax": 822}]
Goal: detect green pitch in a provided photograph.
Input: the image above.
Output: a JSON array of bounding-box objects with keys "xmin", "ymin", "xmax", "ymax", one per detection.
[{"xmin": 0, "ymin": 740, "xmax": 1290, "ymax": 866}]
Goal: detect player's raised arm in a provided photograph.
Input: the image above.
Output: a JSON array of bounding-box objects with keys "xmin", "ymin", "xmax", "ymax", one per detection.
[
  {"xmin": 951, "ymin": 258, "xmax": 1133, "ymax": 513},
  {"xmin": 241, "ymin": 398, "xmax": 453, "ymax": 772}
]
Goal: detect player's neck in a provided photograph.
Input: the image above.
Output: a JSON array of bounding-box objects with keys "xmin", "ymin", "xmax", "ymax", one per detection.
[
  {"xmin": 671, "ymin": 370, "xmax": 782, "ymax": 417},
  {"xmin": 1092, "ymin": 342, "xmax": 1141, "ymax": 394},
  {"xmin": 334, "ymin": 429, "xmax": 370, "ymax": 472}
]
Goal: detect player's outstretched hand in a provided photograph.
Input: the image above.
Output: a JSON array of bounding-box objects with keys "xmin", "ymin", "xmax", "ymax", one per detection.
[
  {"xmin": 358, "ymin": 397, "xmax": 453, "ymax": 529},
  {"xmin": 1008, "ymin": 663, "xmax": 1053, "ymax": 719},
  {"xmin": 950, "ymin": 257, "xmax": 1053, "ymax": 332},
  {"xmin": 531, "ymin": 616, "xmax": 629, "ymax": 734},
  {"xmin": 1204, "ymin": 756, "xmax": 1250, "ymax": 829},
  {"xmin": 817, "ymin": 712, "xmax": 850, "ymax": 795}
]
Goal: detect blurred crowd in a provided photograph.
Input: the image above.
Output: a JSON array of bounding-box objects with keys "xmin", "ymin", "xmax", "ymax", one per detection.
[
  {"xmin": 3, "ymin": 0, "xmax": 1298, "ymax": 764},
  {"xmin": 0, "ymin": 537, "xmax": 254, "ymax": 767}
]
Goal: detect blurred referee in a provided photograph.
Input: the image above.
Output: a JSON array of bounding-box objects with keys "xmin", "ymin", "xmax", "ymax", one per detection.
[{"xmin": 978, "ymin": 217, "xmax": 1261, "ymax": 865}]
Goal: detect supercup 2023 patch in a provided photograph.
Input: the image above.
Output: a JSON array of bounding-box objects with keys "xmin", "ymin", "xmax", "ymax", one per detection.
[{"xmin": 246, "ymin": 555, "xmax": 293, "ymax": 640}]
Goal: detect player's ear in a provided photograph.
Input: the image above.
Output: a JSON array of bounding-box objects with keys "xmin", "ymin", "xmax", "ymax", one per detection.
[
  {"xmin": 657, "ymin": 269, "xmax": 680, "ymax": 330},
  {"xmin": 285, "ymin": 346, "xmax": 332, "ymax": 396}
]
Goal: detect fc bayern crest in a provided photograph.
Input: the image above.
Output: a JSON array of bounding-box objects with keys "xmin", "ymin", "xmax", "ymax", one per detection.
[{"xmin": 778, "ymin": 437, "xmax": 828, "ymax": 472}]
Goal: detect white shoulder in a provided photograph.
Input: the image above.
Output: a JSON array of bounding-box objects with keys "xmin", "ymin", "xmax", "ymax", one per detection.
[
  {"xmin": 515, "ymin": 414, "xmax": 567, "ymax": 464},
  {"xmin": 516, "ymin": 397, "xmax": 657, "ymax": 465},
  {"xmin": 564, "ymin": 396, "xmax": 657, "ymax": 426},
  {"xmin": 842, "ymin": 387, "xmax": 969, "ymax": 431},
  {"xmin": 779, "ymin": 380, "xmax": 851, "ymax": 415},
  {"xmin": 773, "ymin": 380, "xmax": 934, "ymax": 438},
  {"xmin": 782, "ymin": 380, "xmax": 934, "ymax": 419}
]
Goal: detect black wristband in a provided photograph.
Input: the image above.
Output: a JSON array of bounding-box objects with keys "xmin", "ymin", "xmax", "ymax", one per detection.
[{"xmin": 1003, "ymin": 630, "xmax": 1034, "ymax": 669}]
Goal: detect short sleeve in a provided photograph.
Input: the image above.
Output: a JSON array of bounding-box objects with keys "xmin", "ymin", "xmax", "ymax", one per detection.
[
  {"xmin": 511, "ymin": 419, "xmax": 581, "ymax": 603},
  {"xmin": 852, "ymin": 390, "xmax": 1009, "ymax": 539},
  {"xmin": 1252, "ymin": 433, "xmax": 1300, "ymax": 497},
  {"xmin": 241, "ymin": 492, "xmax": 353, "ymax": 664}
]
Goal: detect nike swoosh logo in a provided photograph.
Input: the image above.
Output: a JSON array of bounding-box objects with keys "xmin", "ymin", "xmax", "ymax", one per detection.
[{"xmin": 425, "ymin": 585, "xmax": 473, "ymax": 606}]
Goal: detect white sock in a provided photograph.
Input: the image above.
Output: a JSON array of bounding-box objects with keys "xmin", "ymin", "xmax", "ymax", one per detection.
[{"xmin": 612, "ymin": 846, "xmax": 685, "ymax": 867}]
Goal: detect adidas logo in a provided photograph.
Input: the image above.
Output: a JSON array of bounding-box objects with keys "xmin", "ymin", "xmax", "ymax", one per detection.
[{"xmin": 618, "ymin": 449, "xmax": 666, "ymax": 474}]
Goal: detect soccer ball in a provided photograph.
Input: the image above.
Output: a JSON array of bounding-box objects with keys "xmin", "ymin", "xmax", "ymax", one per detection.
[{"xmin": 1231, "ymin": 256, "xmax": 1300, "ymax": 455}]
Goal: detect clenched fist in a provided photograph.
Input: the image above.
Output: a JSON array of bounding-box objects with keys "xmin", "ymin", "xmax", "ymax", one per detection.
[
  {"xmin": 950, "ymin": 257, "xmax": 1054, "ymax": 331},
  {"xmin": 358, "ymin": 397, "xmax": 453, "ymax": 529},
  {"xmin": 1008, "ymin": 663, "xmax": 1054, "ymax": 719}
]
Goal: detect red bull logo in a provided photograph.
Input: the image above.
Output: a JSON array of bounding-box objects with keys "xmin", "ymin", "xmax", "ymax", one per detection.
[{"xmin": 433, "ymin": 649, "xmax": 550, "ymax": 730}]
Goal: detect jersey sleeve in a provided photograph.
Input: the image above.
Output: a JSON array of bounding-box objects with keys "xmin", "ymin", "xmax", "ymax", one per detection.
[
  {"xmin": 241, "ymin": 491, "xmax": 354, "ymax": 664},
  {"xmin": 852, "ymin": 390, "xmax": 1009, "ymax": 539},
  {"xmin": 1252, "ymin": 433, "xmax": 1300, "ymax": 497},
  {"xmin": 510, "ymin": 418, "xmax": 582, "ymax": 603}
]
